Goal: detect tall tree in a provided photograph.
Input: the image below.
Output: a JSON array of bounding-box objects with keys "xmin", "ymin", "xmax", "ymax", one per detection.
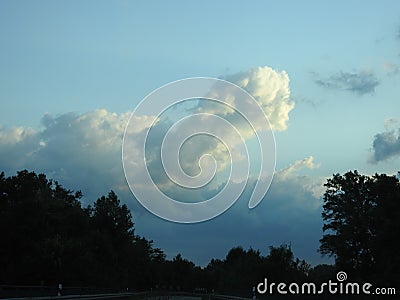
[
  {"xmin": 265, "ymin": 244, "xmax": 307, "ymax": 281},
  {"xmin": 320, "ymin": 171, "xmax": 375, "ymax": 277},
  {"xmin": 320, "ymin": 170, "xmax": 400, "ymax": 284},
  {"xmin": 369, "ymin": 173, "xmax": 400, "ymax": 285},
  {"xmin": 0, "ymin": 170, "xmax": 86, "ymax": 285},
  {"xmin": 87, "ymin": 191, "xmax": 136, "ymax": 287}
]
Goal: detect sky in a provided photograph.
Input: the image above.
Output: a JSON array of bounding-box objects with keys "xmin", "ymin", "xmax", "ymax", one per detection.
[{"xmin": 1, "ymin": 0, "xmax": 400, "ymax": 267}]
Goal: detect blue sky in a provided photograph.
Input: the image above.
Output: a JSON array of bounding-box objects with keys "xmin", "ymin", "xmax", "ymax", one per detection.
[{"xmin": 1, "ymin": 0, "xmax": 400, "ymax": 266}]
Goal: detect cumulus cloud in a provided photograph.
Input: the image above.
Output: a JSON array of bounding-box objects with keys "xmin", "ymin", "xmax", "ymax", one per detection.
[
  {"xmin": 0, "ymin": 107, "xmax": 327, "ymax": 266},
  {"xmin": 224, "ymin": 66, "xmax": 294, "ymax": 132},
  {"xmin": 315, "ymin": 70, "xmax": 380, "ymax": 95},
  {"xmin": 370, "ymin": 127, "xmax": 400, "ymax": 163},
  {"xmin": 0, "ymin": 65, "xmax": 296, "ymax": 208},
  {"xmin": 184, "ymin": 66, "xmax": 293, "ymax": 187},
  {"xmin": 136, "ymin": 157, "xmax": 326, "ymax": 266},
  {"xmin": 122, "ymin": 65, "xmax": 293, "ymax": 207},
  {"xmin": 384, "ymin": 118, "xmax": 399, "ymax": 130},
  {"xmin": 0, "ymin": 65, "xmax": 294, "ymax": 200},
  {"xmin": 0, "ymin": 65, "xmax": 328, "ymax": 265},
  {"xmin": 275, "ymin": 156, "xmax": 324, "ymax": 202},
  {"xmin": 0, "ymin": 109, "xmax": 136, "ymax": 201},
  {"xmin": 0, "ymin": 126, "xmax": 36, "ymax": 144}
]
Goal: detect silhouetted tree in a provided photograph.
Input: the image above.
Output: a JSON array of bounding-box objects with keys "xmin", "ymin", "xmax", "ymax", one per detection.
[
  {"xmin": 308, "ymin": 264, "xmax": 336, "ymax": 284},
  {"xmin": 320, "ymin": 170, "xmax": 400, "ymax": 285},
  {"xmin": 264, "ymin": 244, "xmax": 309, "ymax": 282},
  {"xmin": 0, "ymin": 170, "xmax": 86, "ymax": 285},
  {"xmin": 203, "ymin": 244, "xmax": 309, "ymax": 296},
  {"xmin": 1, "ymin": 169, "xmax": 320, "ymax": 296},
  {"xmin": 0, "ymin": 170, "xmax": 165, "ymax": 290},
  {"xmin": 369, "ymin": 173, "xmax": 400, "ymax": 285},
  {"xmin": 168, "ymin": 254, "xmax": 197, "ymax": 291}
]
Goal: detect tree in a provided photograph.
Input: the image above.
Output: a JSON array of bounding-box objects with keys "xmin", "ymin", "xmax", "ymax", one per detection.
[
  {"xmin": 369, "ymin": 173, "xmax": 400, "ymax": 284},
  {"xmin": 90, "ymin": 190, "xmax": 135, "ymax": 241},
  {"xmin": 320, "ymin": 171, "xmax": 375, "ymax": 277},
  {"xmin": 87, "ymin": 191, "xmax": 138, "ymax": 287},
  {"xmin": 1, "ymin": 169, "xmax": 321, "ymax": 295},
  {"xmin": 169, "ymin": 254, "xmax": 197, "ymax": 291},
  {"xmin": 319, "ymin": 170, "xmax": 400, "ymax": 284},
  {"xmin": 264, "ymin": 244, "xmax": 309, "ymax": 281},
  {"xmin": 308, "ymin": 264, "xmax": 336, "ymax": 284},
  {"xmin": 223, "ymin": 247, "xmax": 263, "ymax": 291},
  {"xmin": 0, "ymin": 170, "xmax": 86, "ymax": 285},
  {"xmin": 203, "ymin": 244, "xmax": 309, "ymax": 296}
]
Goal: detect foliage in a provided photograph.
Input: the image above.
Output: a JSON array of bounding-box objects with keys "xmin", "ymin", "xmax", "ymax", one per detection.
[
  {"xmin": 8, "ymin": 169, "xmax": 396, "ymax": 294},
  {"xmin": 320, "ymin": 170, "xmax": 400, "ymax": 285},
  {"xmin": 203, "ymin": 244, "xmax": 310, "ymax": 295},
  {"xmin": 0, "ymin": 170, "xmax": 157, "ymax": 288}
]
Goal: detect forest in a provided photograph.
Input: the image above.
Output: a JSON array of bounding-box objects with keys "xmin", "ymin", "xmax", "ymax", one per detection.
[{"xmin": 0, "ymin": 170, "xmax": 399, "ymax": 297}]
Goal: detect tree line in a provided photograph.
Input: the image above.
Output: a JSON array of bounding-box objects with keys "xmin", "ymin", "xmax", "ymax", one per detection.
[{"xmin": 0, "ymin": 169, "xmax": 399, "ymax": 294}]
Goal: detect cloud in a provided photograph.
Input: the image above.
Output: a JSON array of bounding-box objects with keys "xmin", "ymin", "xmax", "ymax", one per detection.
[
  {"xmin": 384, "ymin": 118, "xmax": 399, "ymax": 130},
  {"xmin": 122, "ymin": 65, "xmax": 293, "ymax": 211},
  {"xmin": 0, "ymin": 109, "xmax": 135, "ymax": 201},
  {"xmin": 135, "ymin": 156, "xmax": 326, "ymax": 266},
  {"xmin": 278, "ymin": 156, "xmax": 319, "ymax": 179},
  {"xmin": 1, "ymin": 65, "xmax": 294, "ymax": 206},
  {"xmin": 270, "ymin": 159, "xmax": 324, "ymax": 214},
  {"xmin": 314, "ymin": 70, "xmax": 380, "ymax": 95},
  {"xmin": 0, "ymin": 126, "xmax": 36, "ymax": 144},
  {"xmin": 223, "ymin": 66, "xmax": 294, "ymax": 132},
  {"xmin": 0, "ymin": 64, "xmax": 327, "ymax": 265},
  {"xmin": 369, "ymin": 126, "xmax": 400, "ymax": 163},
  {"xmin": 0, "ymin": 107, "xmax": 328, "ymax": 266},
  {"xmin": 275, "ymin": 156, "xmax": 324, "ymax": 203}
]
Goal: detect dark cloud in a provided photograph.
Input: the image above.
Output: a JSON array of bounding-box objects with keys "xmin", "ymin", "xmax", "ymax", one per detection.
[
  {"xmin": 370, "ymin": 128, "xmax": 400, "ymax": 162},
  {"xmin": 135, "ymin": 170, "xmax": 327, "ymax": 267},
  {"xmin": 315, "ymin": 71, "xmax": 380, "ymax": 95}
]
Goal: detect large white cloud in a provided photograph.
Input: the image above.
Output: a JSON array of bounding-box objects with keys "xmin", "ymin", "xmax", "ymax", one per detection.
[
  {"xmin": 122, "ymin": 66, "xmax": 294, "ymax": 208},
  {"xmin": 224, "ymin": 66, "xmax": 294, "ymax": 132},
  {"xmin": 0, "ymin": 67, "xmax": 300, "ymax": 216},
  {"xmin": 0, "ymin": 109, "xmax": 135, "ymax": 201}
]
